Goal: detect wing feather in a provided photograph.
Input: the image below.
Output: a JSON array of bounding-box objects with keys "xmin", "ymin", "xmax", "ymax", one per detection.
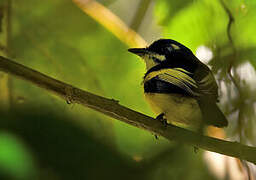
[
  {"xmin": 193, "ymin": 64, "xmax": 219, "ymax": 101},
  {"xmin": 144, "ymin": 68, "xmax": 199, "ymax": 96}
]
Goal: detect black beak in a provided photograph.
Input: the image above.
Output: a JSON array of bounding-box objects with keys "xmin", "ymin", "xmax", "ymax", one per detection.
[{"xmin": 128, "ymin": 48, "xmax": 147, "ymax": 56}]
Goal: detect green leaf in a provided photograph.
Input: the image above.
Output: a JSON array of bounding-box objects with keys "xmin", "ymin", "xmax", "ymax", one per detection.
[{"xmin": 0, "ymin": 132, "xmax": 36, "ymax": 179}]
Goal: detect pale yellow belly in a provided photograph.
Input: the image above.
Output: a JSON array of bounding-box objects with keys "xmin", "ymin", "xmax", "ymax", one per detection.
[{"xmin": 144, "ymin": 93, "xmax": 202, "ymax": 130}]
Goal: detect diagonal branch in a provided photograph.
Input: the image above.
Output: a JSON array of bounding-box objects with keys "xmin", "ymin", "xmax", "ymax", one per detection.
[
  {"xmin": 0, "ymin": 55, "xmax": 256, "ymax": 164},
  {"xmin": 72, "ymin": 0, "xmax": 147, "ymax": 47}
]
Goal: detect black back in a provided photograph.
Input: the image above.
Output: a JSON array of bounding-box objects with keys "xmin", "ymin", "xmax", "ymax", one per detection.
[{"xmin": 144, "ymin": 39, "xmax": 201, "ymax": 96}]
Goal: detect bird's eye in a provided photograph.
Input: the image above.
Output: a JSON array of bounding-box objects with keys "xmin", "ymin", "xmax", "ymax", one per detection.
[
  {"xmin": 152, "ymin": 57, "xmax": 161, "ymax": 63},
  {"xmin": 166, "ymin": 46, "xmax": 173, "ymax": 53}
]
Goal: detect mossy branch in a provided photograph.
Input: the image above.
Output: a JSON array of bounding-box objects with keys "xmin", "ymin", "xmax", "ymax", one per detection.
[{"xmin": 0, "ymin": 55, "xmax": 256, "ymax": 164}]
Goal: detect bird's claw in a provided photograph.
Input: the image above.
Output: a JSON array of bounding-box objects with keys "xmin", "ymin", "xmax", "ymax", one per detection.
[{"xmin": 156, "ymin": 113, "xmax": 168, "ymax": 127}]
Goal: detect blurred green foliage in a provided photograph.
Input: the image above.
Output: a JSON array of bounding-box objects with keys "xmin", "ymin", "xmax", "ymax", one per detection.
[
  {"xmin": 0, "ymin": 0, "xmax": 255, "ymax": 179},
  {"xmin": 0, "ymin": 132, "xmax": 36, "ymax": 179}
]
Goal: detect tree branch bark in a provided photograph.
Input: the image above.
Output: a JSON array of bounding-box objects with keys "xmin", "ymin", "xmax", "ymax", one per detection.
[{"xmin": 0, "ymin": 55, "xmax": 256, "ymax": 164}]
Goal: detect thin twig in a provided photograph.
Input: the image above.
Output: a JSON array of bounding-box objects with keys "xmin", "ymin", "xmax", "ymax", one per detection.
[
  {"xmin": 219, "ymin": 0, "xmax": 234, "ymax": 47},
  {"xmin": 220, "ymin": 0, "xmax": 245, "ymax": 142},
  {"xmin": 1, "ymin": 55, "xmax": 256, "ymax": 164},
  {"xmin": 219, "ymin": 0, "xmax": 237, "ymax": 85},
  {"xmin": 220, "ymin": 0, "xmax": 252, "ymax": 178}
]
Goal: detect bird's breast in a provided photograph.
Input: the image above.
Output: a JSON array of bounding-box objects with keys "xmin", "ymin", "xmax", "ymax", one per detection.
[{"xmin": 144, "ymin": 92, "xmax": 202, "ymax": 130}]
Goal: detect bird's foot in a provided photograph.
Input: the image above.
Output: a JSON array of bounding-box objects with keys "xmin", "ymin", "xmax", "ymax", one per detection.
[{"xmin": 156, "ymin": 113, "xmax": 168, "ymax": 127}]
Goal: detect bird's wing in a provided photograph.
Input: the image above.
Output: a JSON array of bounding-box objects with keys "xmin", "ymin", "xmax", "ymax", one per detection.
[
  {"xmin": 144, "ymin": 66, "xmax": 228, "ymax": 127},
  {"xmin": 193, "ymin": 64, "xmax": 219, "ymax": 101},
  {"xmin": 193, "ymin": 64, "xmax": 228, "ymax": 127},
  {"xmin": 144, "ymin": 68, "xmax": 199, "ymax": 96}
]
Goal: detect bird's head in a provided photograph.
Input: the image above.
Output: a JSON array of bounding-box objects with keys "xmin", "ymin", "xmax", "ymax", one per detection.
[{"xmin": 128, "ymin": 39, "xmax": 193, "ymax": 70}]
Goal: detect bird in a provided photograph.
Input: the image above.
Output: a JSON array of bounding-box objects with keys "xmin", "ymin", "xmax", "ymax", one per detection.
[{"xmin": 128, "ymin": 39, "xmax": 228, "ymax": 130}]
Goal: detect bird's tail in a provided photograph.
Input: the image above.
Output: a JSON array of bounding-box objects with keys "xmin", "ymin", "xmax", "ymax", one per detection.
[{"xmin": 198, "ymin": 98, "xmax": 228, "ymax": 127}]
